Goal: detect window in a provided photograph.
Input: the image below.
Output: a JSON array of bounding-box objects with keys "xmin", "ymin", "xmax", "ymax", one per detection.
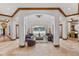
[{"xmin": 33, "ymin": 26, "xmax": 45, "ymax": 31}]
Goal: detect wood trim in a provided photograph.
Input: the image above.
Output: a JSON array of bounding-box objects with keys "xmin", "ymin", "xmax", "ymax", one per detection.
[
  {"xmin": 0, "ymin": 3, "xmax": 79, "ymax": 18},
  {"xmin": 10, "ymin": 7, "xmax": 67, "ymax": 17},
  {"xmin": 0, "ymin": 14, "xmax": 11, "ymax": 17},
  {"xmin": 7, "ymin": 7, "xmax": 78, "ymax": 17},
  {"xmin": 66, "ymin": 13, "xmax": 79, "ymax": 17},
  {"xmin": 0, "ymin": 20, "xmax": 8, "ymax": 22}
]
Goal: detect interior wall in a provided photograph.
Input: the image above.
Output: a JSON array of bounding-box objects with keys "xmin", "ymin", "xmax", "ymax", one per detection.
[
  {"xmin": 12, "ymin": 10, "xmax": 65, "ymax": 24},
  {"xmin": 24, "ymin": 14, "xmax": 55, "ymax": 34},
  {"xmin": 67, "ymin": 15, "xmax": 79, "ymax": 33},
  {"xmin": 8, "ymin": 10, "xmax": 67, "ymax": 38}
]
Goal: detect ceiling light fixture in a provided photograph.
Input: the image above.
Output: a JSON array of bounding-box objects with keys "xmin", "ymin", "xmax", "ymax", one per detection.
[{"xmin": 36, "ymin": 15, "xmax": 42, "ymax": 18}]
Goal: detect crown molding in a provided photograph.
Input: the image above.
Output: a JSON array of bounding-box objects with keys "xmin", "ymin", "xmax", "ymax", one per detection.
[{"xmin": 0, "ymin": 4, "xmax": 78, "ymax": 18}]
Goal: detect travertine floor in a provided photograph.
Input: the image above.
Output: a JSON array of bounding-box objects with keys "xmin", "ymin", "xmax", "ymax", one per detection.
[
  {"xmin": 0, "ymin": 36, "xmax": 10, "ymax": 42},
  {"xmin": 0, "ymin": 37, "xmax": 79, "ymax": 56}
]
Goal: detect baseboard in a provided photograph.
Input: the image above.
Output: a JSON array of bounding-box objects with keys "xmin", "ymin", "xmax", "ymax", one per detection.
[
  {"xmin": 62, "ymin": 38, "xmax": 68, "ymax": 40},
  {"xmin": 54, "ymin": 45, "xmax": 60, "ymax": 47},
  {"xmin": 10, "ymin": 39, "xmax": 16, "ymax": 41},
  {"xmin": 16, "ymin": 37, "xmax": 19, "ymax": 39},
  {"xmin": 78, "ymin": 40, "xmax": 79, "ymax": 42},
  {"xmin": 19, "ymin": 45, "xmax": 25, "ymax": 48}
]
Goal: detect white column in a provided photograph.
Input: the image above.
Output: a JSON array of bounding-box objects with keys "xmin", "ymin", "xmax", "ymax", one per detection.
[
  {"xmin": 10, "ymin": 20, "xmax": 16, "ymax": 40},
  {"xmin": 19, "ymin": 16, "xmax": 25, "ymax": 47},
  {"xmin": 25, "ymin": 16, "xmax": 28, "ymax": 35},
  {"xmin": 16, "ymin": 25, "xmax": 19, "ymax": 38},
  {"xmin": 62, "ymin": 19, "xmax": 68, "ymax": 40},
  {"xmin": 9, "ymin": 23, "xmax": 11, "ymax": 36},
  {"xmin": 53, "ymin": 16, "xmax": 60, "ymax": 47},
  {"xmin": 78, "ymin": 33, "xmax": 79, "ymax": 41},
  {"xmin": 51, "ymin": 24, "xmax": 54, "ymax": 34},
  {"xmin": 68, "ymin": 22, "xmax": 71, "ymax": 33},
  {"xmin": 77, "ymin": 25, "xmax": 79, "ymax": 41},
  {"xmin": 6, "ymin": 24, "xmax": 9, "ymax": 36}
]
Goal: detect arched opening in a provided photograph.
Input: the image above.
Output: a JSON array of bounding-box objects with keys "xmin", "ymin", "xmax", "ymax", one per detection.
[
  {"xmin": 19, "ymin": 11, "xmax": 60, "ymax": 48},
  {"xmin": 24, "ymin": 14, "xmax": 55, "ymax": 44}
]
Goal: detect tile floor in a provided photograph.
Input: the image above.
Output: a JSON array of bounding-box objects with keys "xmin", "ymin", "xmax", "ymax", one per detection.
[{"xmin": 0, "ymin": 36, "xmax": 79, "ymax": 56}]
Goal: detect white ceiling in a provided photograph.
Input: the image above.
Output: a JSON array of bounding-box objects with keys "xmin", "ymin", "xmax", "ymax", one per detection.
[{"xmin": 0, "ymin": 3, "xmax": 78, "ymax": 15}]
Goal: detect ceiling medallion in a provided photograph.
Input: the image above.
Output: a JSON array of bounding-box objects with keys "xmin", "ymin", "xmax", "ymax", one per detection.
[{"xmin": 36, "ymin": 15, "xmax": 42, "ymax": 18}]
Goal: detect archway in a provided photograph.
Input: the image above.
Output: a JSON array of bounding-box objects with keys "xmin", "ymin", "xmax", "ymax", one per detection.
[
  {"xmin": 18, "ymin": 9, "xmax": 60, "ymax": 48},
  {"xmin": 1, "ymin": 22, "xmax": 7, "ymax": 36},
  {"xmin": 25, "ymin": 14, "xmax": 54, "ymax": 43}
]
